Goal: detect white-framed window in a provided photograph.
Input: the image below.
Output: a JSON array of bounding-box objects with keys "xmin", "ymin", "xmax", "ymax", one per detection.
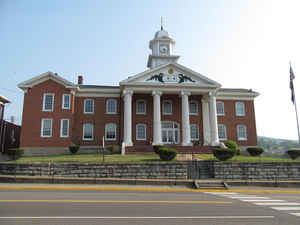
[
  {"xmin": 41, "ymin": 118, "xmax": 52, "ymax": 137},
  {"xmin": 105, "ymin": 123, "xmax": 117, "ymax": 141},
  {"xmin": 62, "ymin": 94, "xmax": 71, "ymax": 109},
  {"xmin": 136, "ymin": 100, "xmax": 146, "ymax": 114},
  {"xmin": 136, "ymin": 123, "xmax": 146, "ymax": 140},
  {"xmin": 43, "ymin": 93, "xmax": 54, "ymax": 112},
  {"xmin": 106, "ymin": 99, "xmax": 117, "ymax": 114},
  {"xmin": 60, "ymin": 119, "xmax": 69, "ymax": 137},
  {"xmin": 189, "ymin": 101, "xmax": 198, "ymax": 115},
  {"xmin": 83, "ymin": 123, "xmax": 93, "ymax": 140},
  {"xmin": 235, "ymin": 102, "xmax": 245, "ymax": 116},
  {"xmin": 84, "ymin": 99, "xmax": 94, "ymax": 114},
  {"xmin": 216, "ymin": 101, "xmax": 224, "ymax": 116},
  {"xmin": 218, "ymin": 124, "xmax": 227, "ymax": 140},
  {"xmin": 190, "ymin": 124, "xmax": 199, "ymax": 140},
  {"xmin": 237, "ymin": 124, "xmax": 247, "ymax": 141},
  {"xmin": 163, "ymin": 100, "xmax": 172, "ymax": 115}
]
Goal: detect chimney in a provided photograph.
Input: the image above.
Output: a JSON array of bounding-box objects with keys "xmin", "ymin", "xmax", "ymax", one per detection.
[{"xmin": 78, "ymin": 75, "xmax": 83, "ymax": 85}]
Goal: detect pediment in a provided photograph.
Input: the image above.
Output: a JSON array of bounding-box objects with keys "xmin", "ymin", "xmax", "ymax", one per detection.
[{"xmin": 120, "ymin": 63, "xmax": 221, "ymax": 87}]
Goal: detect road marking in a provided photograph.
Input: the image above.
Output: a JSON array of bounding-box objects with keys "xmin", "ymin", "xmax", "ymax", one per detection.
[
  {"xmin": 241, "ymin": 199, "xmax": 286, "ymax": 202},
  {"xmin": 204, "ymin": 192, "xmax": 238, "ymax": 195},
  {"xmin": 254, "ymin": 202, "xmax": 300, "ymax": 206},
  {"xmin": 229, "ymin": 196, "xmax": 270, "ymax": 199},
  {"xmin": 0, "ymin": 200, "xmax": 232, "ymax": 204},
  {"xmin": 0, "ymin": 216, "xmax": 275, "ymax": 219},
  {"xmin": 290, "ymin": 213, "xmax": 300, "ymax": 217},
  {"xmin": 271, "ymin": 207, "xmax": 300, "ymax": 211}
]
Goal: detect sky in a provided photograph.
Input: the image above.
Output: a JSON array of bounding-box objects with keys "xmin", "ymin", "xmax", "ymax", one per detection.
[{"xmin": 1, "ymin": 0, "xmax": 300, "ymax": 140}]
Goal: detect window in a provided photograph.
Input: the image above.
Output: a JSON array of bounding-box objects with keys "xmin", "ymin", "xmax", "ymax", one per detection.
[
  {"xmin": 136, "ymin": 100, "xmax": 146, "ymax": 114},
  {"xmin": 84, "ymin": 99, "xmax": 94, "ymax": 114},
  {"xmin": 237, "ymin": 124, "xmax": 247, "ymax": 140},
  {"xmin": 189, "ymin": 101, "xmax": 198, "ymax": 115},
  {"xmin": 105, "ymin": 123, "xmax": 117, "ymax": 141},
  {"xmin": 43, "ymin": 93, "xmax": 54, "ymax": 111},
  {"xmin": 136, "ymin": 124, "xmax": 146, "ymax": 140},
  {"xmin": 216, "ymin": 102, "xmax": 224, "ymax": 116},
  {"xmin": 62, "ymin": 94, "xmax": 71, "ymax": 109},
  {"xmin": 83, "ymin": 123, "xmax": 93, "ymax": 140},
  {"xmin": 161, "ymin": 121, "xmax": 179, "ymax": 144},
  {"xmin": 235, "ymin": 102, "xmax": 245, "ymax": 116},
  {"xmin": 163, "ymin": 100, "xmax": 172, "ymax": 115},
  {"xmin": 41, "ymin": 119, "xmax": 52, "ymax": 137},
  {"xmin": 218, "ymin": 124, "xmax": 227, "ymax": 140},
  {"xmin": 190, "ymin": 124, "xmax": 199, "ymax": 140},
  {"xmin": 106, "ymin": 99, "xmax": 117, "ymax": 114},
  {"xmin": 60, "ymin": 119, "xmax": 69, "ymax": 137}
]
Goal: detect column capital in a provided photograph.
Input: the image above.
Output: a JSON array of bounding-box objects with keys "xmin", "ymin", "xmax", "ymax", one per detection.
[
  {"xmin": 208, "ymin": 90, "xmax": 217, "ymax": 97},
  {"xmin": 122, "ymin": 89, "xmax": 133, "ymax": 97},
  {"xmin": 180, "ymin": 90, "xmax": 191, "ymax": 97},
  {"xmin": 152, "ymin": 90, "xmax": 162, "ymax": 96},
  {"xmin": 201, "ymin": 94, "xmax": 210, "ymax": 103}
]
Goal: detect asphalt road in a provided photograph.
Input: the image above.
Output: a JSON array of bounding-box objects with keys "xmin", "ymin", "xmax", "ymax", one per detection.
[{"xmin": 0, "ymin": 187, "xmax": 300, "ymax": 225}]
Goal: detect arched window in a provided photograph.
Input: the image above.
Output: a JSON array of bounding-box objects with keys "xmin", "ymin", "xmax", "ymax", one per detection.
[
  {"xmin": 105, "ymin": 123, "xmax": 117, "ymax": 140},
  {"xmin": 106, "ymin": 99, "xmax": 117, "ymax": 114},
  {"xmin": 136, "ymin": 124, "xmax": 147, "ymax": 140}
]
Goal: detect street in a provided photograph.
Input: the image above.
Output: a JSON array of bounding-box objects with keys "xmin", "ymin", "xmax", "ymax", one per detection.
[{"xmin": 0, "ymin": 185, "xmax": 300, "ymax": 225}]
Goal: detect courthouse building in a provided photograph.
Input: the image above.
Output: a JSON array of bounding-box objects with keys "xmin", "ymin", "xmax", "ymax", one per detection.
[{"xmin": 18, "ymin": 26, "xmax": 259, "ymax": 155}]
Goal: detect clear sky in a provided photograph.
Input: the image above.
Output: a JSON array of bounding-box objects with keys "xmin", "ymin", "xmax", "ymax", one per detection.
[{"xmin": 1, "ymin": 0, "xmax": 300, "ymax": 140}]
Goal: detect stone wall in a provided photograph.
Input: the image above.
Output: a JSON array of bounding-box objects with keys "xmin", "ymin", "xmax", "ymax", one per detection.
[
  {"xmin": 214, "ymin": 162, "xmax": 300, "ymax": 180},
  {"xmin": 0, "ymin": 162, "xmax": 188, "ymax": 179}
]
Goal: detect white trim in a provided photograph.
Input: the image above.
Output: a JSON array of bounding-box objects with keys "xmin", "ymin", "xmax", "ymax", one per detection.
[
  {"xmin": 42, "ymin": 93, "xmax": 54, "ymax": 112},
  {"xmin": 62, "ymin": 94, "xmax": 71, "ymax": 109},
  {"xmin": 136, "ymin": 123, "xmax": 147, "ymax": 140},
  {"xmin": 161, "ymin": 121, "xmax": 180, "ymax": 144},
  {"xmin": 106, "ymin": 99, "xmax": 117, "ymax": 114},
  {"xmin": 136, "ymin": 99, "xmax": 147, "ymax": 115},
  {"xmin": 163, "ymin": 100, "xmax": 172, "ymax": 115},
  {"xmin": 216, "ymin": 96, "xmax": 255, "ymax": 101},
  {"xmin": 217, "ymin": 124, "xmax": 227, "ymax": 141},
  {"xmin": 82, "ymin": 123, "xmax": 94, "ymax": 141},
  {"xmin": 84, "ymin": 99, "xmax": 94, "ymax": 114},
  {"xmin": 41, "ymin": 118, "xmax": 52, "ymax": 138},
  {"xmin": 190, "ymin": 124, "xmax": 199, "ymax": 140},
  {"xmin": 237, "ymin": 124, "xmax": 247, "ymax": 141},
  {"xmin": 189, "ymin": 100, "xmax": 198, "ymax": 115},
  {"xmin": 216, "ymin": 101, "xmax": 225, "ymax": 116},
  {"xmin": 105, "ymin": 123, "xmax": 117, "ymax": 141},
  {"xmin": 60, "ymin": 119, "xmax": 69, "ymax": 138},
  {"xmin": 235, "ymin": 102, "xmax": 245, "ymax": 116}
]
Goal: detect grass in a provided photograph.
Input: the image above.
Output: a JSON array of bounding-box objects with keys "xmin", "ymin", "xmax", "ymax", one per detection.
[
  {"xmin": 14, "ymin": 153, "xmax": 161, "ymax": 163},
  {"xmin": 197, "ymin": 154, "xmax": 300, "ymax": 162}
]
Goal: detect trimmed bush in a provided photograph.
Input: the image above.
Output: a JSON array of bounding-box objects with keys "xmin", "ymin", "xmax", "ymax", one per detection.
[
  {"xmin": 157, "ymin": 147, "xmax": 178, "ymax": 161},
  {"xmin": 7, "ymin": 148, "xmax": 24, "ymax": 160},
  {"xmin": 247, "ymin": 147, "xmax": 264, "ymax": 156},
  {"xmin": 69, "ymin": 145, "xmax": 80, "ymax": 154},
  {"xmin": 225, "ymin": 140, "xmax": 241, "ymax": 155},
  {"xmin": 213, "ymin": 148, "xmax": 235, "ymax": 161},
  {"xmin": 153, "ymin": 145, "xmax": 163, "ymax": 154},
  {"xmin": 287, "ymin": 148, "xmax": 300, "ymax": 160},
  {"xmin": 106, "ymin": 145, "xmax": 121, "ymax": 154}
]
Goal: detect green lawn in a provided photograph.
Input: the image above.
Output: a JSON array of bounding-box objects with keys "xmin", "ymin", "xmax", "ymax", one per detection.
[
  {"xmin": 197, "ymin": 154, "xmax": 300, "ymax": 162},
  {"xmin": 14, "ymin": 153, "xmax": 161, "ymax": 163}
]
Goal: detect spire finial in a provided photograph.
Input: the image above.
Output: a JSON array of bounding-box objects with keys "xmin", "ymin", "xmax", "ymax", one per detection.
[{"xmin": 161, "ymin": 16, "xmax": 163, "ymax": 30}]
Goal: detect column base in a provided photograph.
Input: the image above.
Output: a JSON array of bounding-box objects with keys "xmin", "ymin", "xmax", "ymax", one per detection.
[
  {"xmin": 124, "ymin": 141, "xmax": 133, "ymax": 147},
  {"xmin": 152, "ymin": 142, "xmax": 163, "ymax": 146},
  {"xmin": 210, "ymin": 141, "xmax": 220, "ymax": 147},
  {"xmin": 181, "ymin": 142, "xmax": 193, "ymax": 146}
]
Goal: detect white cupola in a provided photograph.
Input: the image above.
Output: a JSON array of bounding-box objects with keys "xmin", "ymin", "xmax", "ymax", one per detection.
[{"xmin": 147, "ymin": 24, "xmax": 180, "ymax": 69}]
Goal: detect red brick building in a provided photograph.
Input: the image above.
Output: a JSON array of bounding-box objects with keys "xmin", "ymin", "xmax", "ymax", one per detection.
[{"xmin": 18, "ymin": 27, "xmax": 259, "ymax": 156}]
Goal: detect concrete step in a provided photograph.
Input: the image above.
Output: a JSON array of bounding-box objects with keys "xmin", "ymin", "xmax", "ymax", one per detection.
[{"xmin": 194, "ymin": 180, "xmax": 228, "ymax": 189}]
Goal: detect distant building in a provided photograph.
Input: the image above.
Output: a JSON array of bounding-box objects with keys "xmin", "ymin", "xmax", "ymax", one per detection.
[
  {"xmin": 0, "ymin": 95, "xmax": 21, "ymax": 154},
  {"xmin": 18, "ymin": 26, "xmax": 259, "ymax": 156}
]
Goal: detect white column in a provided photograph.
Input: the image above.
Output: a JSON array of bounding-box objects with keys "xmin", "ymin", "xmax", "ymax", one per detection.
[
  {"xmin": 123, "ymin": 89, "xmax": 133, "ymax": 146},
  {"xmin": 209, "ymin": 91, "xmax": 219, "ymax": 146},
  {"xmin": 201, "ymin": 96, "xmax": 211, "ymax": 145},
  {"xmin": 181, "ymin": 91, "xmax": 192, "ymax": 146},
  {"xmin": 152, "ymin": 90, "xmax": 162, "ymax": 145}
]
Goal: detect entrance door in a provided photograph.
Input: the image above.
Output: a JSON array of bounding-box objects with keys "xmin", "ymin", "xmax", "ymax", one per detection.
[{"xmin": 161, "ymin": 122, "xmax": 179, "ymax": 144}]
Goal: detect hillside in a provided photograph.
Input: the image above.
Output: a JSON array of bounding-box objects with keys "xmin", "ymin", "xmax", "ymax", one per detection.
[{"xmin": 258, "ymin": 136, "xmax": 300, "ymax": 155}]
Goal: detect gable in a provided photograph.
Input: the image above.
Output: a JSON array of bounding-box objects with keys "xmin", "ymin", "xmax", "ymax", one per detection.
[{"xmin": 120, "ymin": 63, "xmax": 221, "ymax": 88}]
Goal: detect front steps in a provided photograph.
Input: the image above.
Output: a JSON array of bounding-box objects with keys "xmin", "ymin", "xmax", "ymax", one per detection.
[{"xmin": 194, "ymin": 180, "xmax": 228, "ymax": 189}]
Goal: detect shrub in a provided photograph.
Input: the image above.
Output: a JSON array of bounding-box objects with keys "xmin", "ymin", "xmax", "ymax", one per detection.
[
  {"xmin": 213, "ymin": 148, "xmax": 235, "ymax": 161},
  {"xmin": 69, "ymin": 145, "xmax": 80, "ymax": 154},
  {"xmin": 153, "ymin": 145, "xmax": 163, "ymax": 154},
  {"xmin": 157, "ymin": 147, "xmax": 178, "ymax": 161},
  {"xmin": 7, "ymin": 148, "xmax": 24, "ymax": 160},
  {"xmin": 224, "ymin": 140, "xmax": 241, "ymax": 155},
  {"xmin": 287, "ymin": 148, "xmax": 300, "ymax": 160},
  {"xmin": 106, "ymin": 145, "xmax": 121, "ymax": 154},
  {"xmin": 247, "ymin": 147, "xmax": 264, "ymax": 156}
]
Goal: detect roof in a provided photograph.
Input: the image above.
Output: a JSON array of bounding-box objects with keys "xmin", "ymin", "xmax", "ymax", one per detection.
[{"xmin": 79, "ymin": 85, "xmax": 120, "ymax": 89}]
